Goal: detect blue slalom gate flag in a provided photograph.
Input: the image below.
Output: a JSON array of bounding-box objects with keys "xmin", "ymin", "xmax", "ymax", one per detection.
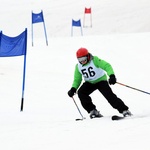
[
  {"xmin": 32, "ymin": 11, "xmax": 44, "ymax": 24},
  {"xmin": 0, "ymin": 29, "xmax": 27, "ymax": 111},
  {"xmin": 31, "ymin": 10, "xmax": 48, "ymax": 46},
  {"xmin": 71, "ymin": 19, "xmax": 83, "ymax": 36},
  {"xmin": 72, "ymin": 19, "xmax": 81, "ymax": 27},
  {"xmin": 0, "ymin": 30, "xmax": 27, "ymax": 57}
]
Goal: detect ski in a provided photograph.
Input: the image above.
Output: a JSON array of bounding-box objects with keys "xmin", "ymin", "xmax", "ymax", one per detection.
[
  {"xmin": 112, "ymin": 115, "xmax": 125, "ymax": 120},
  {"xmin": 75, "ymin": 115, "xmax": 133, "ymax": 121},
  {"xmin": 75, "ymin": 116, "xmax": 103, "ymax": 121},
  {"xmin": 76, "ymin": 115, "xmax": 124, "ymax": 121},
  {"xmin": 75, "ymin": 117, "xmax": 86, "ymax": 121}
]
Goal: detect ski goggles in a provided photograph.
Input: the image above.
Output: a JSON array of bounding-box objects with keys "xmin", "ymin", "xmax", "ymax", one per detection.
[{"xmin": 77, "ymin": 56, "xmax": 87, "ymax": 63}]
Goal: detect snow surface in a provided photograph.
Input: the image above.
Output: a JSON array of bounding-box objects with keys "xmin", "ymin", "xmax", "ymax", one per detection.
[{"xmin": 0, "ymin": 0, "xmax": 150, "ymax": 150}]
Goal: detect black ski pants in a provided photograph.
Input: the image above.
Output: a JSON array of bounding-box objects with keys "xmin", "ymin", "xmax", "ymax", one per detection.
[{"xmin": 77, "ymin": 81, "xmax": 129, "ymax": 113}]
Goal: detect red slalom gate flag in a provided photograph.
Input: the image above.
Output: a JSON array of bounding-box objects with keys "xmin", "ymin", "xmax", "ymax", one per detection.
[
  {"xmin": 83, "ymin": 7, "xmax": 92, "ymax": 27},
  {"xmin": 85, "ymin": 8, "xmax": 91, "ymax": 14}
]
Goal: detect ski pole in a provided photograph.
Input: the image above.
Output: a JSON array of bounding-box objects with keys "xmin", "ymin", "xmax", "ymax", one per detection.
[
  {"xmin": 117, "ymin": 82, "xmax": 150, "ymax": 95},
  {"xmin": 72, "ymin": 97, "xmax": 85, "ymax": 121}
]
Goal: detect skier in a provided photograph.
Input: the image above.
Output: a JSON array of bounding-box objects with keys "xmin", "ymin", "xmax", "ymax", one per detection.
[{"xmin": 68, "ymin": 47, "xmax": 132, "ymax": 119}]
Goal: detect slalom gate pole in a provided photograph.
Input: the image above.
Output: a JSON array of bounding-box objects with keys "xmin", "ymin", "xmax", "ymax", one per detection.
[
  {"xmin": 72, "ymin": 97, "xmax": 85, "ymax": 120},
  {"xmin": 117, "ymin": 82, "xmax": 150, "ymax": 95}
]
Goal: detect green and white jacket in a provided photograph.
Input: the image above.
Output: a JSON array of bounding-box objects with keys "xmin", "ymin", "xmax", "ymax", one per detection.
[{"xmin": 72, "ymin": 55, "xmax": 115, "ymax": 89}]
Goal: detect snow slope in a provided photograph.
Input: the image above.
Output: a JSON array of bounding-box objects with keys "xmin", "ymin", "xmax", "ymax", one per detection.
[{"xmin": 0, "ymin": 0, "xmax": 150, "ymax": 150}]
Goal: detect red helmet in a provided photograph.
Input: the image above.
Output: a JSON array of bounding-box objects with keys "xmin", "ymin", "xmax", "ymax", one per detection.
[{"xmin": 76, "ymin": 48, "xmax": 89, "ymax": 58}]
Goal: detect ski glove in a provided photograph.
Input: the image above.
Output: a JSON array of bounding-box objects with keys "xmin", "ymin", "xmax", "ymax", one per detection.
[
  {"xmin": 109, "ymin": 74, "xmax": 116, "ymax": 85},
  {"xmin": 68, "ymin": 87, "xmax": 76, "ymax": 97}
]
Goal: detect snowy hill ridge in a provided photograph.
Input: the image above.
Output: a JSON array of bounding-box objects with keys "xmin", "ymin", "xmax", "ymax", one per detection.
[{"xmin": 1, "ymin": 0, "xmax": 150, "ymax": 37}]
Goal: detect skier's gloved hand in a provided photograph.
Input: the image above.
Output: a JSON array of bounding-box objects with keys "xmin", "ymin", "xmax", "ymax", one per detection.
[
  {"xmin": 109, "ymin": 74, "xmax": 116, "ymax": 85},
  {"xmin": 68, "ymin": 87, "xmax": 76, "ymax": 97}
]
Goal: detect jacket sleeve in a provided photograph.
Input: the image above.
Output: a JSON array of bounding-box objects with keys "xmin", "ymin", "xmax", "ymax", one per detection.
[
  {"xmin": 93, "ymin": 56, "xmax": 115, "ymax": 76},
  {"xmin": 72, "ymin": 64, "xmax": 82, "ymax": 89}
]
